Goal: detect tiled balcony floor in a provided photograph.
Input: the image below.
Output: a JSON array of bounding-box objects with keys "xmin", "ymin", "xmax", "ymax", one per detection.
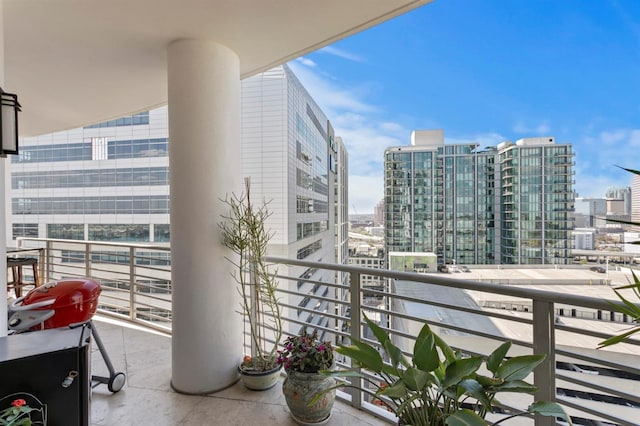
[{"xmin": 90, "ymin": 317, "xmax": 389, "ymax": 426}]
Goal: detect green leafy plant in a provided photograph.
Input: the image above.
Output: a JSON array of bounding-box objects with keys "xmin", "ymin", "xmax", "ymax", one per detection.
[
  {"xmin": 315, "ymin": 314, "xmax": 571, "ymax": 426},
  {"xmin": 278, "ymin": 330, "xmax": 334, "ymax": 373},
  {"xmin": 598, "ymin": 270, "xmax": 640, "ymax": 348},
  {"xmin": 219, "ymin": 178, "xmax": 283, "ymax": 372},
  {"xmin": 598, "ymin": 166, "xmax": 640, "ymax": 348}
]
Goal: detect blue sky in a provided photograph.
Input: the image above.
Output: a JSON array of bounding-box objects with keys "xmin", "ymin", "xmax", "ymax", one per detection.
[{"xmin": 288, "ymin": 0, "xmax": 640, "ymax": 214}]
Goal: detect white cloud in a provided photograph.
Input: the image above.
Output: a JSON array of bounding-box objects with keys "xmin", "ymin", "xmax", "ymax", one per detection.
[
  {"xmin": 446, "ymin": 132, "xmax": 506, "ymax": 148},
  {"xmin": 573, "ymin": 127, "xmax": 640, "ymax": 197},
  {"xmin": 630, "ymin": 130, "xmax": 640, "ymax": 146},
  {"xmin": 536, "ymin": 122, "xmax": 551, "ymax": 134},
  {"xmin": 349, "ymin": 175, "xmax": 384, "ymax": 215},
  {"xmin": 574, "ymin": 172, "xmax": 631, "ymax": 198},
  {"xmin": 380, "ymin": 122, "xmax": 404, "ymax": 133},
  {"xmin": 288, "ymin": 61, "xmax": 377, "ymax": 114},
  {"xmin": 512, "ymin": 120, "xmax": 551, "ymax": 135},
  {"xmin": 595, "ymin": 129, "xmax": 640, "ymax": 151},
  {"xmin": 600, "ymin": 129, "xmax": 626, "ymax": 145},
  {"xmin": 336, "ymin": 123, "xmax": 405, "ymax": 176},
  {"xmin": 318, "ymin": 46, "xmax": 364, "ymax": 62},
  {"xmin": 513, "ymin": 121, "xmax": 528, "ymax": 134},
  {"xmin": 296, "ymin": 57, "xmax": 317, "ymax": 68},
  {"xmin": 288, "ymin": 60, "xmax": 407, "ymax": 213}
]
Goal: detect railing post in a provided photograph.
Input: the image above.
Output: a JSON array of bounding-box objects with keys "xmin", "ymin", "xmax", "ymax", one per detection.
[
  {"xmin": 44, "ymin": 240, "xmax": 51, "ymax": 283},
  {"xmin": 130, "ymin": 246, "xmax": 136, "ymax": 322},
  {"xmin": 532, "ymin": 300, "xmax": 556, "ymax": 426},
  {"xmin": 85, "ymin": 243, "xmax": 91, "ymax": 278},
  {"xmin": 349, "ymin": 270, "xmax": 362, "ymax": 409}
]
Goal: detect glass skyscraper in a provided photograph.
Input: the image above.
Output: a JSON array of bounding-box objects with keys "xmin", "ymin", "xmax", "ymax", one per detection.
[
  {"xmin": 498, "ymin": 137, "xmax": 574, "ymax": 264},
  {"xmin": 384, "ymin": 131, "xmax": 574, "ymax": 265}
]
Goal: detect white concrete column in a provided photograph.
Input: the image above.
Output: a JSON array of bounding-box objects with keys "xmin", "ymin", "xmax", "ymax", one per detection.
[{"xmin": 168, "ymin": 39, "xmax": 242, "ymax": 393}]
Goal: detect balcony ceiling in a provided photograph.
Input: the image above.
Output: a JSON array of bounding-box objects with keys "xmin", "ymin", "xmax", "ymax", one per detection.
[{"xmin": 4, "ymin": 0, "xmax": 431, "ymax": 137}]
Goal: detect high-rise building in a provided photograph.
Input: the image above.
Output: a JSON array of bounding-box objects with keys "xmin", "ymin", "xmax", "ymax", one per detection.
[
  {"xmin": 632, "ymin": 174, "xmax": 640, "ymax": 231},
  {"xmin": 603, "ymin": 186, "xmax": 632, "ymax": 230},
  {"xmin": 498, "ymin": 137, "xmax": 574, "ymax": 264},
  {"xmin": 384, "ymin": 130, "xmax": 498, "ymax": 265},
  {"xmin": 373, "ymin": 199, "xmax": 385, "ymax": 226},
  {"xmin": 240, "ymin": 65, "xmax": 345, "ymax": 336},
  {"xmin": 11, "ymin": 64, "xmax": 347, "ymax": 336},
  {"xmin": 575, "ymin": 197, "xmax": 607, "ymax": 228},
  {"xmin": 334, "ymin": 136, "xmax": 350, "ymax": 289},
  {"xmin": 605, "ymin": 186, "xmax": 631, "ymax": 215},
  {"xmin": 384, "ymin": 131, "xmax": 574, "ymax": 265}
]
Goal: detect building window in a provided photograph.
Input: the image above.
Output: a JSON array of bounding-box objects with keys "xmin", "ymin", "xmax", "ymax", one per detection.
[
  {"xmin": 61, "ymin": 250, "xmax": 85, "ymax": 263},
  {"xmin": 91, "ymin": 251, "xmax": 130, "ymax": 264},
  {"xmin": 84, "ymin": 111, "xmax": 150, "ymax": 128},
  {"xmin": 88, "ymin": 224, "xmax": 150, "ymax": 242},
  {"xmin": 296, "ymin": 268, "xmax": 317, "ymax": 289},
  {"xmin": 12, "ymin": 167, "xmax": 169, "ymax": 189},
  {"xmin": 297, "ymin": 240, "xmax": 322, "ymax": 259},
  {"xmin": 154, "ymin": 224, "xmax": 170, "ymax": 242},
  {"xmin": 107, "ymin": 138, "xmax": 168, "ymax": 159},
  {"xmin": 296, "ymin": 221, "xmax": 328, "ymax": 240},
  {"xmin": 47, "ymin": 224, "xmax": 84, "ymax": 240},
  {"xmin": 13, "ymin": 143, "xmax": 92, "ymax": 163},
  {"xmin": 13, "ymin": 196, "xmax": 169, "ymax": 215},
  {"xmin": 12, "ymin": 223, "xmax": 39, "ymax": 239},
  {"xmin": 136, "ymin": 252, "xmax": 171, "ymax": 266}
]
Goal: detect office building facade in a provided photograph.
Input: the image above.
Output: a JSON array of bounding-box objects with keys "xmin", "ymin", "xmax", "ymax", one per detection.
[
  {"xmin": 11, "ymin": 64, "xmax": 346, "ymax": 336},
  {"xmin": 633, "ymin": 174, "xmax": 640, "ymax": 231},
  {"xmin": 574, "ymin": 197, "xmax": 607, "ymax": 229},
  {"xmin": 384, "ymin": 131, "xmax": 574, "ymax": 265},
  {"xmin": 384, "ymin": 130, "xmax": 499, "ymax": 265},
  {"xmin": 373, "ymin": 199, "xmax": 385, "ymax": 227}
]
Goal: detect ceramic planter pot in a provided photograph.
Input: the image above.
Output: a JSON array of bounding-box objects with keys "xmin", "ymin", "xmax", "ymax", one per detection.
[
  {"xmin": 282, "ymin": 371, "xmax": 335, "ymax": 425},
  {"xmin": 238, "ymin": 364, "xmax": 281, "ymax": 391}
]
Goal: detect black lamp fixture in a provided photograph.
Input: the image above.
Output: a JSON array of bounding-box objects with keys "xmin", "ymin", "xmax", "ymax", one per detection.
[{"xmin": 0, "ymin": 86, "xmax": 21, "ymax": 157}]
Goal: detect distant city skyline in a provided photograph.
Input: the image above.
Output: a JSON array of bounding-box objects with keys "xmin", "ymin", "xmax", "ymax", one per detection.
[{"xmin": 288, "ymin": 0, "xmax": 640, "ymax": 214}]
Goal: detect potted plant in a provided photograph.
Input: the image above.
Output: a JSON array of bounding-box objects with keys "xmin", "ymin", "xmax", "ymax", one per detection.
[
  {"xmin": 219, "ymin": 178, "xmax": 283, "ymax": 390},
  {"xmin": 278, "ymin": 330, "xmax": 335, "ymax": 425},
  {"xmin": 315, "ymin": 314, "xmax": 572, "ymax": 426},
  {"xmin": 0, "ymin": 393, "xmax": 47, "ymax": 425}
]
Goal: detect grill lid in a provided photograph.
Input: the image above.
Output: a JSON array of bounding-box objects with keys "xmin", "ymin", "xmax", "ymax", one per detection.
[{"xmin": 22, "ymin": 278, "xmax": 102, "ymax": 310}]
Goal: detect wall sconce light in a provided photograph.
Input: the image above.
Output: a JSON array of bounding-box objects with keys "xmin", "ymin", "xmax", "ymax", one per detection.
[{"xmin": 0, "ymin": 86, "xmax": 21, "ymax": 157}]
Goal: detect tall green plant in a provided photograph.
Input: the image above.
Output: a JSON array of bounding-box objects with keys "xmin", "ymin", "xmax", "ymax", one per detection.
[
  {"xmin": 598, "ymin": 271, "xmax": 640, "ymax": 348},
  {"xmin": 315, "ymin": 314, "xmax": 571, "ymax": 426},
  {"xmin": 598, "ymin": 166, "xmax": 640, "ymax": 348},
  {"xmin": 219, "ymin": 178, "xmax": 283, "ymax": 371}
]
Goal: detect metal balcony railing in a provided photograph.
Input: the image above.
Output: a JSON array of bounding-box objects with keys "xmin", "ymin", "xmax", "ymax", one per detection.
[
  {"xmin": 14, "ymin": 237, "xmax": 640, "ymax": 425},
  {"xmin": 16, "ymin": 237, "xmax": 172, "ymax": 334}
]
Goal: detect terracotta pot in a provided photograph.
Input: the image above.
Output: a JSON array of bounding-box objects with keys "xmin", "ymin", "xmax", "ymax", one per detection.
[
  {"xmin": 238, "ymin": 364, "xmax": 281, "ymax": 391},
  {"xmin": 282, "ymin": 371, "xmax": 335, "ymax": 425}
]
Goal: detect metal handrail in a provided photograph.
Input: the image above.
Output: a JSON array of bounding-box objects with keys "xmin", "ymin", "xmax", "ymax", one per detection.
[
  {"xmin": 14, "ymin": 237, "xmax": 640, "ymax": 425},
  {"xmin": 266, "ymin": 256, "xmax": 629, "ymax": 312}
]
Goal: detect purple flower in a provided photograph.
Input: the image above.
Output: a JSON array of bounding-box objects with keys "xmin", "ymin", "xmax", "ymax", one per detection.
[{"xmin": 278, "ymin": 330, "xmax": 334, "ymax": 373}]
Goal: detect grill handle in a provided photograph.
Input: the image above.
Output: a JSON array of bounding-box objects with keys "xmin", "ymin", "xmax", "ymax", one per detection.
[{"xmin": 9, "ymin": 296, "xmax": 56, "ymax": 311}]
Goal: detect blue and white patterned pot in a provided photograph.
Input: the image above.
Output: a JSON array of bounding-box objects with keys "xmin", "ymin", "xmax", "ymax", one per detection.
[{"xmin": 282, "ymin": 371, "xmax": 335, "ymax": 425}]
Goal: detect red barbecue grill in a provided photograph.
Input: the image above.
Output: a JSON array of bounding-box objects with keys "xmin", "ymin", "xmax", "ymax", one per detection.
[{"xmin": 8, "ymin": 278, "xmax": 126, "ymax": 393}]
